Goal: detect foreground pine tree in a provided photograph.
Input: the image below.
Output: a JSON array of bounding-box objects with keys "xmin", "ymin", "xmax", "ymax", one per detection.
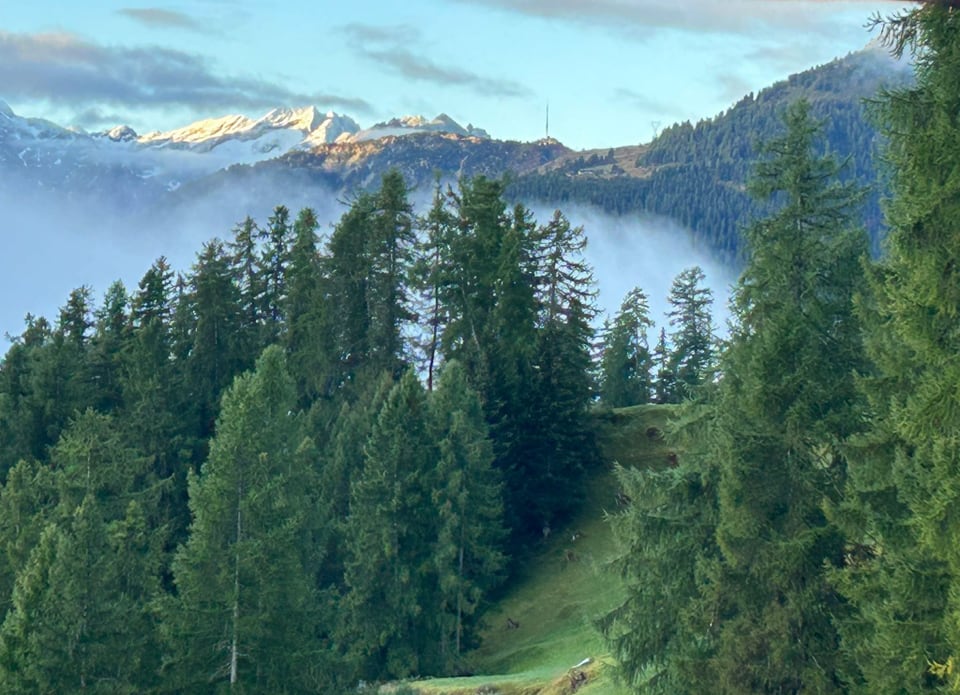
[
  {"xmin": 165, "ymin": 346, "xmax": 325, "ymax": 693},
  {"xmin": 833, "ymin": 6, "xmax": 960, "ymax": 691},
  {"xmin": 602, "ymin": 100, "xmax": 868, "ymax": 693},
  {"xmin": 706, "ymin": 99, "xmax": 868, "ymax": 694},
  {"xmin": 340, "ymin": 370, "xmax": 438, "ymax": 679},
  {"xmin": 599, "ymin": 286, "xmax": 655, "ymax": 407},
  {"xmin": 429, "ymin": 361, "xmax": 505, "ymax": 668}
]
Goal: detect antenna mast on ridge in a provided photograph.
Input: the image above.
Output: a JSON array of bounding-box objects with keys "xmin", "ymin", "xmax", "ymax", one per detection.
[{"xmin": 546, "ymin": 101, "xmax": 550, "ymax": 139}]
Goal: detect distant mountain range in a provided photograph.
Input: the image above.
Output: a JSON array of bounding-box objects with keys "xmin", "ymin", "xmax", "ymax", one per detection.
[
  {"xmin": 0, "ymin": 44, "xmax": 912, "ymax": 258},
  {"xmin": 0, "ymin": 103, "xmax": 496, "ymax": 203}
]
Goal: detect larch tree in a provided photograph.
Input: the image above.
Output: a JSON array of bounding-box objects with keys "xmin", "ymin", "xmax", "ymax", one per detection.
[
  {"xmin": 833, "ymin": 5, "xmax": 960, "ymax": 691},
  {"xmin": 707, "ymin": 99, "xmax": 868, "ymax": 693},
  {"xmin": 600, "ymin": 286, "xmax": 655, "ymax": 407},
  {"xmin": 429, "ymin": 361, "xmax": 505, "ymax": 668},
  {"xmin": 166, "ymin": 346, "xmax": 324, "ymax": 693},
  {"xmin": 665, "ymin": 266, "xmax": 715, "ymax": 401}
]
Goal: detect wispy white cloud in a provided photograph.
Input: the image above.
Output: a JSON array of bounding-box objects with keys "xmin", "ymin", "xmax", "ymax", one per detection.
[
  {"xmin": 449, "ymin": 0, "xmax": 908, "ymax": 38},
  {"xmin": 0, "ymin": 31, "xmax": 373, "ymax": 123},
  {"xmin": 342, "ymin": 23, "xmax": 533, "ymax": 99},
  {"xmin": 613, "ymin": 87, "xmax": 675, "ymax": 115},
  {"xmin": 117, "ymin": 8, "xmax": 206, "ymax": 32}
]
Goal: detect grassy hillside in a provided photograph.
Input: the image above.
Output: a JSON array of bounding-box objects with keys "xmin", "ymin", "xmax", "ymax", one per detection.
[{"xmin": 388, "ymin": 404, "xmax": 673, "ymax": 695}]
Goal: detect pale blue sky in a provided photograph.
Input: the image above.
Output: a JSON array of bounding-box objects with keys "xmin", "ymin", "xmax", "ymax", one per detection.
[{"xmin": 2, "ymin": 1, "xmax": 910, "ymax": 149}]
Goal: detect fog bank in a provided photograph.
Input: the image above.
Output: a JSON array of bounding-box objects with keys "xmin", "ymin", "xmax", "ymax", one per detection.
[{"xmin": 0, "ymin": 188, "xmax": 735, "ymax": 354}]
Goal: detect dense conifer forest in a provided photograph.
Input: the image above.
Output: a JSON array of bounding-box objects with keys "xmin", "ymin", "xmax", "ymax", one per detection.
[
  {"xmin": 0, "ymin": 158, "xmax": 719, "ymax": 691},
  {"xmin": 600, "ymin": 6, "xmax": 960, "ymax": 693},
  {"xmin": 509, "ymin": 45, "xmax": 909, "ymax": 263},
  {"xmin": 1, "ymin": 5, "xmax": 960, "ymax": 693}
]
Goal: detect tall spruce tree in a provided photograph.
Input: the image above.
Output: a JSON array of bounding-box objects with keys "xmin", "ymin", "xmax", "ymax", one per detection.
[
  {"xmin": 340, "ymin": 370, "xmax": 438, "ymax": 680},
  {"xmin": 708, "ymin": 100, "xmax": 867, "ymax": 693},
  {"xmin": 524, "ymin": 210, "xmax": 599, "ymax": 532},
  {"xmin": 367, "ymin": 170, "xmax": 417, "ymax": 372},
  {"xmin": 665, "ymin": 266, "xmax": 715, "ymax": 401},
  {"xmin": 284, "ymin": 207, "xmax": 331, "ymax": 407},
  {"xmin": 87, "ymin": 281, "xmax": 130, "ymax": 414},
  {"xmin": 601, "ymin": 100, "xmax": 868, "ymax": 694},
  {"xmin": 429, "ymin": 361, "xmax": 504, "ymax": 667},
  {"xmin": 259, "ymin": 205, "xmax": 293, "ymax": 343},
  {"xmin": 183, "ymin": 240, "xmax": 244, "ymax": 445},
  {"xmin": 832, "ymin": 6, "xmax": 960, "ymax": 691},
  {"xmin": 600, "ymin": 286, "xmax": 655, "ymax": 407},
  {"xmin": 415, "ymin": 179, "xmax": 457, "ymax": 392},
  {"xmin": 165, "ymin": 346, "xmax": 324, "ymax": 693}
]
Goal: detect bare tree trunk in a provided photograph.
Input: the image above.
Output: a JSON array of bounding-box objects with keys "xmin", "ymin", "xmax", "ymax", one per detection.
[
  {"xmin": 230, "ymin": 483, "xmax": 242, "ymax": 687},
  {"xmin": 456, "ymin": 538, "xmax": 464, "ymax": 656},
  {"xmin": 427, "ymin": 244, "xmax": 441, "ymax": 392}
]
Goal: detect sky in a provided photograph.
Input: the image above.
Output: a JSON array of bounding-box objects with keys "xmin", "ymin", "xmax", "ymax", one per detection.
[{"xmin": 1, "ymin": 0, "xmax": 912, "ymax": 150}]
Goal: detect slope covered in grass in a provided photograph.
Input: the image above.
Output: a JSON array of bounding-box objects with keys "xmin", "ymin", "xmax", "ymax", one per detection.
[{"xmin": 392, "ymin": 404, "xmax": 674, "ymax": 695}]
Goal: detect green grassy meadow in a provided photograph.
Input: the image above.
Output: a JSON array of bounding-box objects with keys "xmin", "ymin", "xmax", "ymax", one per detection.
[{"xmin": 389, "ymin": 405, "xmax": 673, "ymax": 695}]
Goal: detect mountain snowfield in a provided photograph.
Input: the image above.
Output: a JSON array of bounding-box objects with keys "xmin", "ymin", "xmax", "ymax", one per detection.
[
  {"xmin": 0, "ymin": 101, "xmax": 490, "ymax": 180},
  {"xmin": 0, "ymin": 101, "xmax": 495, "ymax": 203}
]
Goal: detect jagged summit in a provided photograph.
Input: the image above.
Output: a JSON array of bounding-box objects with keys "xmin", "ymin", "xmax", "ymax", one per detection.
[
  {"xmin": 139, "ymin": 113, "xmax": 259, "ymax": 147},
  {"xmin": 134, "ymin": 106, "xmax": 362, "ymax": 154},
  {"xmin": 102, "ymin": 125, "xmax": 139, "ymax": 142},
  {"xmin": 347, "ymin": 112, "xmax": 490, "ymax": 142},
  {"xmin": 0, "ymin": 100, "xmax": 14, "ymax": 119},
  {"xmin": 261, "ymin": 106, "xmax": 326, "ymax": 133}
]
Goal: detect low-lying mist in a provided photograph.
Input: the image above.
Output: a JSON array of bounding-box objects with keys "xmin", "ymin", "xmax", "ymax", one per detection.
[
  {"xmin": 0, "ymin": 184, "xmax": 736, "ymax": 353},
  {"xmin": 533, "ymin": 204, "xmax": 735, "ymax": 338}
]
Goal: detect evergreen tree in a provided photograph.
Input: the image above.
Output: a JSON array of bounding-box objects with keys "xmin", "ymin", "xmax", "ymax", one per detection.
[
  {"xmin": 600, "ymin": 286, "xmax": 655, "ymax": 407},
  {"xmin": 166, "ymin": 346, "xmax": 324, "ymax": 693},
  {"xmin": 665, "ymin": 266, "xmax": 714, "ymax": 400},
  {"xmin": 429, "ymin": 361, "xmax": 504, "ymax": 668},
  {"xmin": 526, "ymin": 211, "xmax": 599, "ymax": 531},
  {"xmin": 367, "ymin": 170, "xmax": 417, "ymax": 372},
  {"xmin": 0, "ymin": 316, "xmax": 54, "ymax": 471},
  {"xmin": 122, "ymin": 258, "xmax": 181, "ymax": 477},
  {"xmin": 414, "ymin": 179, "xmax": 456, "ymax": 392},
  {"xmin": 832, "ymin": 6, "xmax": 960, "ymax": 690},
  {"xmin": 341, "ymin": 370, "xmax": 438, "ymax": 679},
  {"xmin": 182, "ymin": 240, "xmax": 244, "ymax": 446},
  {"xmin": 228, "ymin": 216, "xmax": 266, "ymax": 363},
  {"xmin": 598, "ymin": 404, "xmax": 721, "ymax": 693},
  {"xmin": 440, "ymin": 176, "xmax": 513, "ymax": 380},
  {"xmin": 259, "ymin": 205, "xmax": 293, "ymax": 343},
  {"xmin": 0, "ymin": 459, "xmax": 57, "ymax": 616},
  {"xmin": 0, "ymin": 410, "xmax": 165, "ymax": 693},
  {"xmin": 284, "ymin": 207, "xmax": 332, "ymax": 407},
  {"xmin": 707, "ymin": 100, "xmax": 867, "ymax": 693},
  {"xmin": 601, "ymin": 100, "xmax": 868, "ymax": 693},
  {"xmin": 651, "ymin": 327, "xmax": 675, "ymax": 404},
  {"xmin": 87, "ymin": 281, "xmax": 130, "ymax": 414}
]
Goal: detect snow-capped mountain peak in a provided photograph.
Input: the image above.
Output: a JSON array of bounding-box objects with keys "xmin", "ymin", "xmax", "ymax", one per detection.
[
  {"xmin": 0, "ymin": 103, "xmax": 493, "ymax": 205},
  {"xmin": 346, "ymin": 113, "xmax": 490, "ymax": 142},
  {"xmin": 134, "ymin": 106, "xmax": 363, "ymax": 155},
  {"xmin": 261, "ymin": 106, "xmax": 326, "ymax": 132},
  {"xmin": 102, "ymin": 125, "xmax": 139, "ymax": 142},
  {"xmin": 139, "ymin": 113, "xmax": 258, "ymax": 148}
]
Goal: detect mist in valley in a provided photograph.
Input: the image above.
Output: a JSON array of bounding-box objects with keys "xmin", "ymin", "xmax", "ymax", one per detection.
[
  {"xmin": 0, "ymin": 180, "xmax": 735, "ymax": 354},
  {"xmin": 536, "ymin": 204, "xmax": 735, "ymax": 339}
]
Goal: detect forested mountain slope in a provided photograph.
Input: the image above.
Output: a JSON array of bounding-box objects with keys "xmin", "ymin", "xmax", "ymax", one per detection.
[{"xmin": 510, "ymin": 46, "xmax": 910, "ymax": 261}]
